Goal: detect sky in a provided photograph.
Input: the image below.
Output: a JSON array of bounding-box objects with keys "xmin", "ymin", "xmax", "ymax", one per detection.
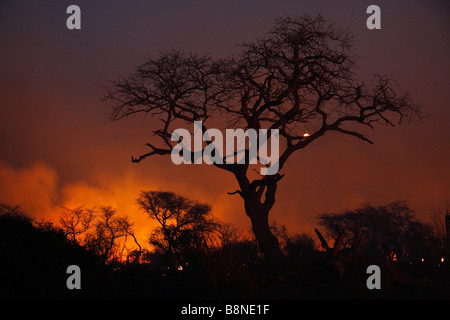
[{"xmin": 0, "ymin": 0, "xmax": 449, "ymax": 248}]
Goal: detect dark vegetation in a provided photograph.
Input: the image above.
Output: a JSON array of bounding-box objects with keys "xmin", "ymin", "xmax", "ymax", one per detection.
[{"xmin": 1, "ymin": 197, "xmax": 449, "ymax": 300}]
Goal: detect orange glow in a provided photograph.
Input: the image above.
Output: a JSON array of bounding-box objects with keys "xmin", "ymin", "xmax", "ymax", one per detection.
[{"xmin": 0, "ymin": 161, "xmax": 246, "ymax": 254}]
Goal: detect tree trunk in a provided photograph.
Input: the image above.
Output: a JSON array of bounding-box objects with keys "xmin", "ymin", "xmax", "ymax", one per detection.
[{"xmin": 244, "ymin": 197, "xmax": 283, "ymax": 262}]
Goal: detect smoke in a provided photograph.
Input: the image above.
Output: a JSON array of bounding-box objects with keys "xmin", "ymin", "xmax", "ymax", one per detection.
[
  {"xmin": 0, "ymin": 160, "xmax": 246, "ymax": 249},
  {"xmin": 0, "ymin": 161, "xmax": 60, "ymax": 221}
]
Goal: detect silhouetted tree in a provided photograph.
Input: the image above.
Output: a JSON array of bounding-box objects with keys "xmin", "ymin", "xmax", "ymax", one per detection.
[
  {"xmin": 318, "ymin": 201, "xmax": 438, "ymax": 262},
  {"xmin": 137, "ymin": 191, "xmax": 219, "ymax": 267},
  {"xmin": 84, "ymin": 206, "xmax": 134, "ymax": 263},
  {"xmin": 59, "ymin": 206, "xmax": 138, "ymax": 263},
  {"xmin": 104, "ymin": 15, "xmax": 422, "ymax": 262},
  {"xmin": 60, "ymin": 206, "xmax": 95, "ymax": 244}
]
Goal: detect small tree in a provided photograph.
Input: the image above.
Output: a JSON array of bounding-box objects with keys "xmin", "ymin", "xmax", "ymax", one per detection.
[
  {"xmin": 137, "ymin": 191, "xmax": 218, "ymax": 266},
  {"xmin": 79, "ymin": 207, "xmax": 135, "ymax": 263},
  {"xmin": 105, "ymin": 15, "xmax": 422, "ymax": 261},
  {"xmin": 59, "ymin": 207, "xmax": 95, "ymax": 244},
  {"xmin": 59, "ymin": 206, "xmax": 137, "ymax": 262}
]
